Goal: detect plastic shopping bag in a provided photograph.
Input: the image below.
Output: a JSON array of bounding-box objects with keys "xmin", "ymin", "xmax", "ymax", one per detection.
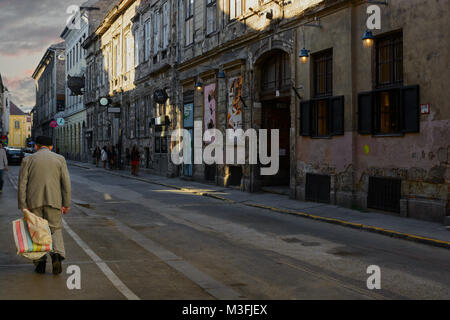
[
  {"xmin": 23, "ymin": 209, "xmax": 52, "ymax": 246},
  {"xmin": 12, "ymin": 218, "xmax": 52, "ymax": 260}
]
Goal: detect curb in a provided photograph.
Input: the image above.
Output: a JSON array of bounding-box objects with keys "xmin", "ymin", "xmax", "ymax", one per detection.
[{"xmin": 68, "ymin": 162, "xmax": 450, "ymax": 250}]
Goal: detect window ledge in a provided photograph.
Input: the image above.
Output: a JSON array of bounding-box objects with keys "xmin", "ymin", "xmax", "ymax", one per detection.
[
  {"xmin": 311, "ymin": 136, "xmax": 332, "ymax": 140},
  {"xmin": 372, "ymin": 133, "xmax": 405, "ymax": 137}
]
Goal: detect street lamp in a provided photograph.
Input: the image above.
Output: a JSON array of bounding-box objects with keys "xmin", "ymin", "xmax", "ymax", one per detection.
[
  {"xmin": 195, "ymin": 81, "xmax": 203, "ymax": 91},
  {"xmin": 362, "ymin": 29, "xmax": 375, "ymax": 48},
  {"xmin": 299, "ymin": 48, "xmax": 310, "ymax": 64},
  {"xmin": 298, "ymin": 19, "xmax": 321, "ymax": 65}
]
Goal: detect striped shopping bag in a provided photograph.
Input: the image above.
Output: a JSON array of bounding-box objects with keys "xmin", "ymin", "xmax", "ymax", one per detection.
[{"xmin": 12, "ymin": 218, "xmax": 52, "ymax": 256}]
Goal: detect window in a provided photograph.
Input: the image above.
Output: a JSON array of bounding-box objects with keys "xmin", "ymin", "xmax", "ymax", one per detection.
[
  {"xmin": 311, "ymin": 100, "xmax": 328, "ymax": 137},
  {"xmin": 206, "ymin": 0, "xmax": 217, "ymax": 34},
  {"xmin": 374, "ymin": 89, "xmax": 401, "ymax": 134},
  {"xmin": 125, "ymin": 33, "xmax": 133, "ymax": 73},
  {"xmin": 376, "ymin": 32, "xmax": 403, "ymax": 87},
  {"xmin": 358, "ymin": 32, "xmax": 419, "ymax": 135},
  {"xmin": 114, "ymin": 39, "xmax": 120, "ymax": 78},
  {"xmin": 135, "ymin": 100, "xmax": 140, "ymax": 138},
  {"xmin": 313, "ymin": 49, "xmax": 333, "ymax": 97},
  {"xmin": 153, "ymin": 12, "xmax": 160, "ymax": 54},
  {"xmin": 15, "ymin": 121, "xmax": 20, "ymax": 129},
  {"xmin": 144, "ymin": 19, "xmax": 151, "ymax": 61},
  {"xmin": 229, "ymin": 0, "xmax": 242, "ymax": 20},
  {"xmin": 145, "ymin": 96, "xmax": 151, "ymax": 135},
  {"xmin": 103, "ymin": 52, "xmax": 107, "ymax": 85},
  {"xmin": 300, "ymin": 49, "xmax": 345, "ymax": 138},
  {"xmin": 261, "ymin": 52, "xmax": 291, "ymax": 93},
  {"xmin": 135, "ymin": 31, "xmax": 140, "ymax": 66},
  {"xmin": 185, "ymin": 0, "xmax": 194, "ymax": 46},
  {"xmin": 162, "ymin": 2, "xmax": 169, "ymax": 49}
]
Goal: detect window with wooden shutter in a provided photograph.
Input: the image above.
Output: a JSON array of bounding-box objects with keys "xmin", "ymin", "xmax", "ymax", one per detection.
[
  {"xmin": 300, "ymin": 100, "xmax": 310, "ymax": 136},
  {"xmin": 358, "ymin": 91, "xmax": 373, "ymax": 134},
  {"xmin": 330, "ymin": 96, "xmax": 344, "ymax": 135},
  {"xmin": 401, "ymin": 85, "xmax": 420, "ymax": 133}
]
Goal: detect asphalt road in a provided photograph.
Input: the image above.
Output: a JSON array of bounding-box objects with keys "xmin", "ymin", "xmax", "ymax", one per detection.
[{"xmin": 0, "ymin": 164, "xmax": 449, "ymax": 300}]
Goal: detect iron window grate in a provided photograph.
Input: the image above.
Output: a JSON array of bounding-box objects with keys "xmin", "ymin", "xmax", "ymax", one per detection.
[
  {"xmin": 367, "ymin": 177, "xmax": 401, "ymax": 213},
  {"xmin": 305, "ymin": 173, "xmax": 331, "ymax": 204}
]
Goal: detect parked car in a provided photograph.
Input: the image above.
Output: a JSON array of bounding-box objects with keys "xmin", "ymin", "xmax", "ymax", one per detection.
[
  {"xmin": 22, "ymin": 147, "xmax": 35, "ymax": 157},
  {"xmin": 6, "ymin": 148, "xmax": 24, "ymax": 165}
]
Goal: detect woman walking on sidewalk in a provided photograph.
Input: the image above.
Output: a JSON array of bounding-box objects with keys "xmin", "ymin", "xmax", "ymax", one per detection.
[
  {"xmin": 93, "ymin": 146, "xmax": 101, "ymax": 167},
  {"xmin": 101, "ymin": 146, "xmax": 108, "ymax": 169},
  {"xmin": 131, "ymin": 145, "xmax": 140, "ymax": 176}
]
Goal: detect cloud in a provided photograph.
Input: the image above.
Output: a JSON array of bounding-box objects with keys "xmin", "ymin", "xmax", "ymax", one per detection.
[
  {"xmin": 0, "ymin": 0, "xmax": 85, "ymax": 56},
  {"xmin": 3, "ymin": 74, "xmax": 35, "ymax": 108},
  {"xmin": 0, "ymin": 0, "xmax": 87, "ymax": 107}
]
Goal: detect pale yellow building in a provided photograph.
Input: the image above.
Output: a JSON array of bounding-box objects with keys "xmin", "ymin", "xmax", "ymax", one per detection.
[{"xmin": 8, "ymin": 102, "xmax": 31, "ymax": 148}]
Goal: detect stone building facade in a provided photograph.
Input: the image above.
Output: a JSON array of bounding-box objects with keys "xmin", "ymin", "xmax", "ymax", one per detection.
[
  {"xmin": 80, "ymin": 0, "xmax": 449, "ymax": 223},
  {"xmin": 57, "ymin": 8, "xmax": 89, "ymax": 161},
  {"xmin": 32, "ymin": 42, "xmax": 66, "ymax": 143},
  {"xmin": 0, "ymin": 74, "xmax": 10, "ymax": 137},
  {"xmin": 83, "ymin": 0, "xmax": 140, "ymax": 166}
]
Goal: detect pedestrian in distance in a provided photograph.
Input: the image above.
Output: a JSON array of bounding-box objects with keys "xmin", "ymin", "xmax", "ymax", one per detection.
[
  {"xmin": 17, "ymin": 136, "xmax": 71, "ymax": 275},
  {"xmin": 126, "ymin": 147, "xmax": 131, "ymax": 167},
  {"xmin": 110, "ymin": 146, "xmax": 116, "ymax": 170},
  {"xmin": 101, "ymin": 146, "xmax": 108, "ymax": 169},
  {"xmin": 131, "ymin": 145, "xmax": 140, "ymax": 176},
  {"xmin": 0, "ymin": 143, "xmax": 8, "ymax": 193},
  {"xmin": 93, "ymin": 146, "xmax": 101, "ymax": 167}
]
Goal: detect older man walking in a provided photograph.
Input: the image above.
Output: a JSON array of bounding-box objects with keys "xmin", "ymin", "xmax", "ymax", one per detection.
[
  {"xmin": 18, "ymin": 136, "xmax": 71, "ymax": 274},
  {"xmin": 0, "ymin": 143, "xmax": 8, "ymax": 193}
]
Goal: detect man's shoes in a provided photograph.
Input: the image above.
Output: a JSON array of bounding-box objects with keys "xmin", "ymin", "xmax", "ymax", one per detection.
[
  {"xmin": 51, "ymin": 253, "xmax": 63, "ymax": 275},
  {"xmin": 34, "ymin": 258, "xmax": 46, "ymax": 274}
]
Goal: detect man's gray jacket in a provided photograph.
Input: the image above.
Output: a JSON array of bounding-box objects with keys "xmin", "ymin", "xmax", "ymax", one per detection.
[
  {"xmin": 0, "ymin": 148, "xmax": 7, "ymax": 170},
  {"xmin": 18, "ymin": 148, "xmax": 71, "ymax": 210}
]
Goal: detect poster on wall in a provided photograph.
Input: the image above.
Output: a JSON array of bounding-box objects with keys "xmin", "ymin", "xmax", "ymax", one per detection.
[
  {"xmin": 227, "ymin": 76, "xmax": 243, "ymax": 144},
  {"xmin": 227, "ymin": 76, "xmax": 243, "ymax": 130},
  {"xmin": 204, "ymin": 83, "xmax": 216, "ymax": 144}
]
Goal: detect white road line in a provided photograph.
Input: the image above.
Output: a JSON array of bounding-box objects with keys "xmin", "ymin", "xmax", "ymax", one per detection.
[
  {"xmin": 8, "ymin": 173, "xmax": 140, "ymax": 301},
  {"xmin": 62, "ymin": 219, "xmax": 140, "ymax": 300},
  {"xmin": 74, "ymin": 203, "xmax": 243, "ymax": 300}
]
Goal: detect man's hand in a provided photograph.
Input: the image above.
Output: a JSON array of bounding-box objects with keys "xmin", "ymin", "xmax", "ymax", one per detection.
[
  {"xmin": 61, "ymin": 207, "xmax": 70, "ymax": 214},
  {"xmin": 21, "ymin": 208, "xmax": 29, "ymax": 215},
  {"xmin": 5, "ymin": 166, "xmax": 8, "ymax": 172}
]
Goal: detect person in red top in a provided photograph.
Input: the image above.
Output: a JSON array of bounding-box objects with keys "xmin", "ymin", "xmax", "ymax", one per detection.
[{"xmin": 131, "ymin": 145, "xmax": 140, "ymax": 176}]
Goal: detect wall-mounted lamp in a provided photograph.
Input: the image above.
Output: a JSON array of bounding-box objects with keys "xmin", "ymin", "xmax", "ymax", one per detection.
[
  {"xmin": 299, "ymin": 48, "xmax": 310, "ymax": 64},
  {"xmin": 298, "ymin": 20, "xmax": 321, "ymax": 65},
  {"xmin": 362, "ymin": 29, "xmax": 375, "ymax": 48},
  {"xmin": 218, "ymin": 71, "xmax": 226, "ymax": 79},
  {"xmin": 195, "ymin": 81, "xmax": 203, "ymax": 91}
]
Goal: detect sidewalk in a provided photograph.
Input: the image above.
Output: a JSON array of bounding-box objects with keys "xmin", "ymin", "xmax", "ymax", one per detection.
[{"xmin": 67, "ymin": 160, "xmax": 450, "ymax": 249}]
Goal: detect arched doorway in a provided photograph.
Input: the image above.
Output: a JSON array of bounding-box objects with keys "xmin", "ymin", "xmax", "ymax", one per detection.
[{"xmin": 256, "ymin": 49, "xmax": 291, "ymax": 187}]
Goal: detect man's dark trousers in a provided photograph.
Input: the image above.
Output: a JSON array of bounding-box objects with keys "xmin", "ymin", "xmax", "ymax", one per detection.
[{"xmin": 0, "ymin": 169, "xmax": 4, "ymax": 190}]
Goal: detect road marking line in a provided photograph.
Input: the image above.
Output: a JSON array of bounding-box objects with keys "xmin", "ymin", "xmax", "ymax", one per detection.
[
  {"xmin": 8, "ymin": 172, "xmax": 140, "ymax": 301},
  {"xmin": 62, "ymin": 219, "xmax": 140, "ymax": 300},
  {"xmin": 74, "ymin": 203, "xmax": 243, "ymax": 300}
]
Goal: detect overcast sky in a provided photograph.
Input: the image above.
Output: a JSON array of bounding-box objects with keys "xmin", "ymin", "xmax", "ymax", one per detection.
[{"xmin": 0, "ymin": 0, "xmax": 86, "ymax": 112}]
